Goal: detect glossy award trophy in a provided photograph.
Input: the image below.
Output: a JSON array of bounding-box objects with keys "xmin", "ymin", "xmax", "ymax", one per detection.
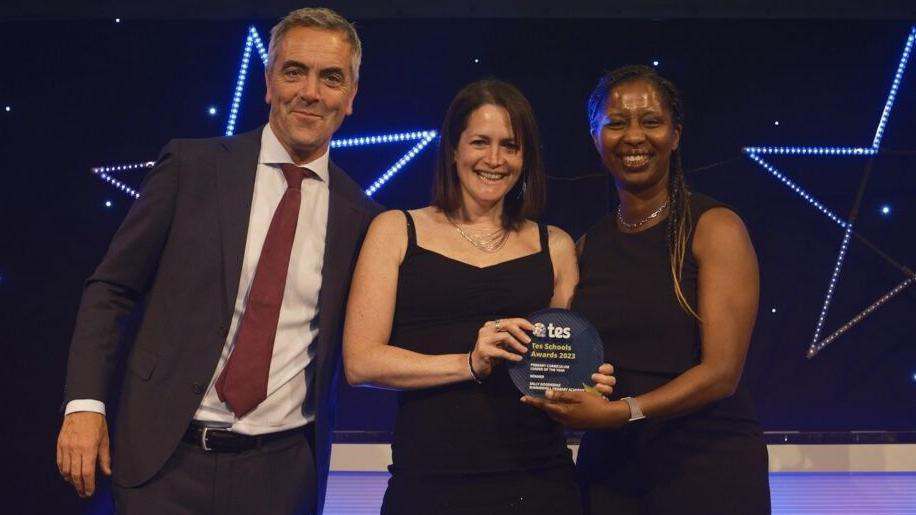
[{"xmin": 507, "ymin": 308, "xmax": 604, "ymax": 397}]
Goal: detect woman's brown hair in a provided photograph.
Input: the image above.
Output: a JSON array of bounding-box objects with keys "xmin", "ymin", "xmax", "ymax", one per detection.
[{"xmin": 431, "ymin": 79, "xmax": 546, "ymax": 231}]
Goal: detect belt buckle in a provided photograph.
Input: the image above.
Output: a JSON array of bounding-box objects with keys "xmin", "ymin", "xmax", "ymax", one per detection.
[{"xmin": 200, "ymin": 426, "xmax": 214, "ymax": 451}]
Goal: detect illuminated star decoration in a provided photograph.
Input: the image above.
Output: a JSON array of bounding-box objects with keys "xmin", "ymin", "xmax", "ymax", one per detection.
[
  {"xmin": 743, "ymin": 26, "xmax": 915, "ymax": 358},
  {"xmin": 92, "ymin": 26, "xmax": 437, "ymax": 199}
]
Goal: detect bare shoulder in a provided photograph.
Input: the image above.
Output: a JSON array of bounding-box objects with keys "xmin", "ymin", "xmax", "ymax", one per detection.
[
  {"xmin": 365, "ymin": 209, "xmax": 409, "ymax": 256},
  {"xmin": 369, "ymin": 209, "xmax": 409, "ymax": 234},
  {"xmin": 693, "ymin": 207, "xmax": 754, "ymax": 261},
  {"xmin": 546, "ymin": 224, "xmax": 577, "ymax": 263},
  {"xmin": 407, "ymin": 205, "xmax": 443, "ymax": 224},
  {"xmin": 547, "ymin": 224, "xmax": 575, "ymax": 251}
]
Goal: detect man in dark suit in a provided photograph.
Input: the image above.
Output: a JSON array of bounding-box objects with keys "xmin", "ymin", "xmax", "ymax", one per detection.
[{"xmin": 56, "ymin": 7, "xmax": 380, "ymax": 514}]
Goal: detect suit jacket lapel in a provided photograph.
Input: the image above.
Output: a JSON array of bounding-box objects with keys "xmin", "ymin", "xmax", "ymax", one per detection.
[
  {"xmin": 216, "ymin": 128, "xmax": 261, "ymax": 325},
  {"xmin": 315, "ymin": 163, "xmax": 365, "ymax": 397}
]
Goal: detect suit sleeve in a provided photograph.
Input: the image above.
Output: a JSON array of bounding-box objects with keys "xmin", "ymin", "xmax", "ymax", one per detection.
[{"xmin": 63, "ymin": 140, "xmax": 182, "ymax": 403}]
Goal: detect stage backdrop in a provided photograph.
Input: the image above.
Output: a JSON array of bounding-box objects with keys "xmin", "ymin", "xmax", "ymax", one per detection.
[{"xmin": 1, "ymin": 17, "xmax": 914, "ymax": 514}]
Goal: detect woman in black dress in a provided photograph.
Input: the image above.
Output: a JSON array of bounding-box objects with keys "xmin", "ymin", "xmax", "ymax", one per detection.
[
  {"xmin": 524, "ymin": 66, "xmax": 771, "ymax": 514},
  {"xmin": 343, "ymin": 80, "xmax": 614, "ymax": 515}
]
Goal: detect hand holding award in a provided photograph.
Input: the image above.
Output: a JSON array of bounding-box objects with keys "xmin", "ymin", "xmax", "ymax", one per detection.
[{"xmin": 507, "ymin": 308, "xmax": 605, "ymax": 397}]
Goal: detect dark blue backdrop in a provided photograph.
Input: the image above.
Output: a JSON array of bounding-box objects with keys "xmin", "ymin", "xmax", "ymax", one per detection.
[{"xmin": 1, "ymin": 18, "xmax": 914, "ymax": 514}]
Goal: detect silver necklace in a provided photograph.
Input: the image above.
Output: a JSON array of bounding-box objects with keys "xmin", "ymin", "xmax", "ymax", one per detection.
[
  {"xmin": 617, "ymin": 197, "xmax": 670, "ymax": 231},
  {"xmin": 449, "ymin": 217, "xmax": 510, "ymax": 253}
]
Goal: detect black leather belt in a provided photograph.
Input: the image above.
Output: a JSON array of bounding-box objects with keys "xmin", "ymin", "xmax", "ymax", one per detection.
[{"xmin": 183, "ymin": 422, "xmax": 310, "ymax": 452}]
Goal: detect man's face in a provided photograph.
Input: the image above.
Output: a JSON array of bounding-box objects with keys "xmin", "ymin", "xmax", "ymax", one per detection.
[{"xmin": 265, "ymin": 26, "xmax": 357, "ymax": 164}]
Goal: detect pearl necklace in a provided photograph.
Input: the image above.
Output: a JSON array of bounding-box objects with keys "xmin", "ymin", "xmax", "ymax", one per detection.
[
  {"xmin": 617, "ymin": 197, "xmax": 670, "ymax": 231},
  {"xmin": 449, "ymin": 217, "xmax": 510, "ymax": 253}
]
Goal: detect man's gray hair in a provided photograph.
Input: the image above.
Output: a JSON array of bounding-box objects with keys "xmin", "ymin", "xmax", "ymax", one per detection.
[{"xmin": 267, "ymin": 7, "xmax": 362, "ymax": 82}]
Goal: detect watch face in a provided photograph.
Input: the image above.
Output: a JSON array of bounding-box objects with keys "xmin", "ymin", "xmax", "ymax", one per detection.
[{"xmin": 507, "ymin": 308, "xmax": 604, "ymax": 398}]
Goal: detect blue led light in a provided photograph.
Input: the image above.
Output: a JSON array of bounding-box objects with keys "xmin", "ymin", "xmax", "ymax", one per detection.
[
  {"xmin": 90, "ymin": 161, "xmax": 152, "ymax": 199},
  {"xmin": 809, "ymin": 224, "xmax": 855, "ymax": 349},
  {"xmin": 810, "ymin": 276, "xmax": 915, "ymax": 357},
  {"xmin": 743, "ymin": 146, "xmax": 877, "ymax": 156},
  {"xmin": 745, "ymin": 26, "xmax": 916, "ymax": 359},
  {"xmin": 364, "ymin": 131, "xmax": 438, "ymax": 197},
  {"xmin": 115, "ymin": 18, "xmax": 121, "ymax": 23},
  {"xmin": 744, "ymin": 152, "xmax": 848, "ymax": 227},
  {"xmin": 652, "ymin": 60, "xmax": 659, "ymax": 67},
  {"xmin": 774, "ymin": 120, "xmax": 780, "ymax": 126},
  {"xmin": 105, "ymin": 200, "xmax": 112, "ymax": 208},
  {"xmin": 4, "ymin": 106, "xmax": 9, "ymax": 112},
  {"xmin": 474, "ymin": 58, "xmax": 479, "ymax": 64},
  {"xmin": 208, "ymin": 107, "xmax": 217, "ymax": 116},
  {"xmin": 225, "ymin": 26, "xmax": 268, "ymax": 137},
  {"xmin": 872, "ymin": 27, "xmax": 915, "ymax": 149}
]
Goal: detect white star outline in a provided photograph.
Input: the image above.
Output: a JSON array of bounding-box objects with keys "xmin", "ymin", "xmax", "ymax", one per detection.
[
  {"xmin": 743, "ymin": 26, "xmax": 916, "ymax": 358},
  {"xmin": 92, "ymin": 26, "xmax": 437, "ymax": 199}
]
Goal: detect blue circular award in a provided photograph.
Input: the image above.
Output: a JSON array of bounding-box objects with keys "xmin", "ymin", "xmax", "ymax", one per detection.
[{"xmin": 508, "ymin": 308, "xmax": 605, "ymax": 398}]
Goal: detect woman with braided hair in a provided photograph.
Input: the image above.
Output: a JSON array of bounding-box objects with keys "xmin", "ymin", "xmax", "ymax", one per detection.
[{"xmin": 523, "ymin": 65, "xmax": 770, "ymax": 514}]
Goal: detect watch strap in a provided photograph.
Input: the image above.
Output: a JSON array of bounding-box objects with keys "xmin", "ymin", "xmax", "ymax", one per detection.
[{"xmin": 621, "ymin": 396, "xmax": 646, "ymax": 422}]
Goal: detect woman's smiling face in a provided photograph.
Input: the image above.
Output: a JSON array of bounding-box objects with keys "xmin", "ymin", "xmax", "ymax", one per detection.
[
  {"xmin": 454, "ymin": 104, "xmax": 524, "ymax": 209},
  {"xmin": 593, "ymin": 79, "xmax": 681, "ymax": 193}
]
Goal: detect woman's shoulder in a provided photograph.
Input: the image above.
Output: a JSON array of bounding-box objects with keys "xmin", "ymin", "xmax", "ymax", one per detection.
[
  {"xmin": 688, "ymin": 191, "xmax": 737, "ymax": 218},
  {"xmin": 371, "ymin": 208, "xmax": 408, "ymax": 229},
  {"xmin": 689, "ymin": 192, "xmax": 745, "ymax": 232},
  {"xmin": 518, "ymin": 220, "xmax": 572, "ymax": 245},
  {"xmin": 545, "ymin": 224, "xmax": 575, "ymax": 249},
  {"xmin": 373, "ymin": 206, "xmax": 439, "ymax": 225},
  {"xmin": 404, "ymin": 205, "xmax": 447, "ymax": 224},
  {"xmin": 535, "ymin": 223, "xmax": 575, "ymax": 262},
  {"xmin": 364, "ymin": 208, "xmax": 437, "ymax": 261},
  {"xmin": 691, "ymin": 196, "xmax": 752, "ymax": 260},
  {"xmin": 367, "ymin": 209, "xmax": 419, "ymax": 245}
]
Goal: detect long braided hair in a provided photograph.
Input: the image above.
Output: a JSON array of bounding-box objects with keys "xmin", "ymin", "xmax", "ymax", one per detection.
[{"xmin": 587, "ymin": 65, "xmax": 700, "ymax": 319}]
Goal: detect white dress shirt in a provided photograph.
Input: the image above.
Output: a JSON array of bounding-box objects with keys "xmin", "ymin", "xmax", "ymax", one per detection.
[{"xmin": 66, "ymin": 125, "xmax": 330, "ymax": 436}]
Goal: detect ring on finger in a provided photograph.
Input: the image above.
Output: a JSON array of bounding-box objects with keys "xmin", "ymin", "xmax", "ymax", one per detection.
[{"xmin": 494, "ymin": 319, "xmax": 504, "ymax": 332}]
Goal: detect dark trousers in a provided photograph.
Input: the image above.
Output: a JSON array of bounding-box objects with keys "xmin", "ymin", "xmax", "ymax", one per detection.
[
  {"xmin": 113, "ymin": 429, "xmax": 316, "ymax": 515},
  {"xmin": 382, "ymin": 465, "xmax": 582, "ymax": 515},
  {"xmin": 577, "ymin": 419, "xmax": 771, "ymax": 515}
]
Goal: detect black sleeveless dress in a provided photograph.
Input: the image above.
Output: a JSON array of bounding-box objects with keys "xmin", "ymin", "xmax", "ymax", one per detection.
[
  {"xmin": 572, "ymin": 194, "xmax": 770, "ymax": 515},
  {"xmin": 381, "ymin": 211, "xmax": 581, "ymax": 515}
]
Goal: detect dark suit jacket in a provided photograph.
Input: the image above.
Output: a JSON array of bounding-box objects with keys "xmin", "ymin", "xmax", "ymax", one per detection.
[{"xmin": 64, "ymin": 126, "xmax": 380, "ymax": 514}]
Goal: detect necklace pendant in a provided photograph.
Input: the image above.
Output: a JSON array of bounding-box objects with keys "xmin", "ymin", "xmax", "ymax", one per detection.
[
  {"xmin": 617, "ymin": 197, "xmax": 670, "ymax": 231},
  {"xmin": 449, "ymin": 217, "xmax": 510, "ymax": 253}
]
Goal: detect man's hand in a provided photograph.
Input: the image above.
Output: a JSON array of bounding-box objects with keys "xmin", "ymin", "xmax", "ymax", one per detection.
[{"xmin": 57, "ymin": 412, "xmax": 111, "ymax": 497}]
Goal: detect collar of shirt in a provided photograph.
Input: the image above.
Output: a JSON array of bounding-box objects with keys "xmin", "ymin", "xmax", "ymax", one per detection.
[{"xmin": 259, "ymin": 124, "xmax": 331, "ymax": 184}]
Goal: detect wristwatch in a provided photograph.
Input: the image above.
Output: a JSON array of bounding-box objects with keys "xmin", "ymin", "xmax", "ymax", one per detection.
[{"xmin": 621, "ymin": 396, "xmax": 646, "ymax": 422}]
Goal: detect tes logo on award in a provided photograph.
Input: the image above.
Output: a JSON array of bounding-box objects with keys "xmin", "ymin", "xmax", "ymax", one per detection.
[{"xmin": 533, "ymin": 322, "xmax": 571, "ymax": 339}]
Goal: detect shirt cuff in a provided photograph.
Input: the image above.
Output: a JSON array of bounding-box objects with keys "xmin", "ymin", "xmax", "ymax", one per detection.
[{"xmin": 65, "ymin": 399, "xmax": 106, "ymax": 416}]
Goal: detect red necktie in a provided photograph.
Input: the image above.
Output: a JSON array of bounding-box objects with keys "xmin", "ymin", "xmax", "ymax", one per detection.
[{"xmin": 216, "ymin": 164, "xmax": 311, "ymax": 418}]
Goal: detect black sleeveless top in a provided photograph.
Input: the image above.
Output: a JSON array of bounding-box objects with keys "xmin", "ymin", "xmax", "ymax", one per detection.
[
  {"xmin": 573, "ymin": 193, "xmax": 758, "ymax": 422},
  {"xmin": 388, "ymin": 211, "xmax": 573, "ymax": 476}
]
